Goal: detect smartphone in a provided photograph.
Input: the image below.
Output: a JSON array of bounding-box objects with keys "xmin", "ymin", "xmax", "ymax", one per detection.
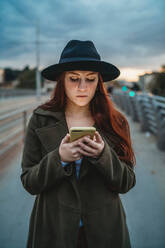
[{"xmin": 69, "ymin": 127, "xmax": 96, "ymax": 142}]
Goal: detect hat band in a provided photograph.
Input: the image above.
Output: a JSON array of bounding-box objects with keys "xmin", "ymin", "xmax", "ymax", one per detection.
[{"xmin": 59, "ymin": 57, "xmax": 100, "ymax": 63}]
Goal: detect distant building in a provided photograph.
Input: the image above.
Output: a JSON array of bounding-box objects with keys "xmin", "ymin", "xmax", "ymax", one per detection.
[
  {"xmin": 138, "ymin": 72, "xmax": 156, "ymax": 92},
  {"xmin": 138, "ymin": 65, "xmax": 165, "ymax": 92}
]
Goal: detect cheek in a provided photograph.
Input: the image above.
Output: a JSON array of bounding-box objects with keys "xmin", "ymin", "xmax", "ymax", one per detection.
[
  {"xmin": 65, "ymin": 82, "xmax": 75, "ymax": 97},
  {"xmin": 64, "ymin": 78, "xmax": 74, "ymax": 100},
  {"xmin": 89, "ymin": 84, "xmax": 98, "ymax": 96}
]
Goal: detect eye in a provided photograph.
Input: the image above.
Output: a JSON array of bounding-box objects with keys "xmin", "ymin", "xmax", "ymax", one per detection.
[
  {"xmin": 69, "ymin": 77, "xmax": 79, "ymax": 82},
  {"xmin": 69, "ymin": 77, "xmax": 96, "ymax": 82},
  {"xmin": 86, "ymin": 78, "xmax": 96, "ymax": 82}
]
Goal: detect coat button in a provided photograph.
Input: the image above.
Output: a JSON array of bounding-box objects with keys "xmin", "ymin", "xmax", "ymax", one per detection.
[{"xmin": 64, "ymin": 164, "xmax": 73, "ymax": 174}]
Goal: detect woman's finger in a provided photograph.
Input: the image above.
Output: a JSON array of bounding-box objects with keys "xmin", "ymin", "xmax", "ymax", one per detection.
[
  {"xmin": 78, "ymin": 142, "xmax": 97, "ymax": 155},
  {"xmin": 81, "ymin": 137, "xmax": 98, "ymax": 149},
  {"xmin": 78, "ymin": 147, "xmax": 94, "ymax": 157},
  {"xmin": 95, "ymin": 131, "xmax": 103, "ymax": 143}
]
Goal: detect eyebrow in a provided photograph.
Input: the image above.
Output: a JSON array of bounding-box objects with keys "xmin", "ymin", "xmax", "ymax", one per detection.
[{"xmin": 68, "ymin": 71, "xmax": 97, "ymax": 75}]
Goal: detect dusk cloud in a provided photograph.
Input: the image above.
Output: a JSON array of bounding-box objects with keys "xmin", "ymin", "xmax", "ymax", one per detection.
[{"xmin": 0, "ymin": 0, "xmax": 165, "ymax": 75}]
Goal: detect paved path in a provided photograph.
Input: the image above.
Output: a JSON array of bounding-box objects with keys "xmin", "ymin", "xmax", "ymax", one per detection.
[
  {"xmin": 120, "ymin": 112, "xmax": 165, "ymax": 248},
  {"xmin": 0, "ymin": 143, "xmax": 35, "ymax": 248},
  {"xmin": 0, "ymin": 109, "xmax": 165, "ymax": 248}
]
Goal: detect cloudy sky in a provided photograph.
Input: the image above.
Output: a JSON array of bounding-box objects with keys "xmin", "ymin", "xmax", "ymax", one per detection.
[{"xmin": 0, "ymin": 0, "xmax": 165, "ymax": 81}]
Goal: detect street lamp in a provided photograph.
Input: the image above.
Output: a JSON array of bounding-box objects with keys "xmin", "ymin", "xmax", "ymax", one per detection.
[{"xmin": 35, "ymin": 20, "xmax": 41, "ymax": 101}]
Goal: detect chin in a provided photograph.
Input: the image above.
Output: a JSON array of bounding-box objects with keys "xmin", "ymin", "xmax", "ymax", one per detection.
[
  {"xmin": 75, "ymin": 101, "xmax": 89, "ymax": 107},
  {"xmin": 76, "ymin": 103, "xmax": 88, "ymax": 107}
]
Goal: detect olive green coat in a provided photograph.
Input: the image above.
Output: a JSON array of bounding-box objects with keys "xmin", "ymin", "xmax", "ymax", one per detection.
[{"xmin": 20, "ymin": 107, "xmax": 136, "ymax": 248}]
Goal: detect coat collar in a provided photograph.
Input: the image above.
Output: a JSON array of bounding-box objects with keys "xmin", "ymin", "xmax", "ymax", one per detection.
[
  {"xmin": 34, "ymin": 107, "xmax": 66, "ymax": 123},
  {"xmin": 34, "ymin": 107, "xmax": 69, "ymax": 152},
  {"xmin": 34, "ymin": 107, "xmax": 115, "ymax": 147},
  {"xmin": 34, "ymin": 107, "xmax": 115, "ymax": 144}
]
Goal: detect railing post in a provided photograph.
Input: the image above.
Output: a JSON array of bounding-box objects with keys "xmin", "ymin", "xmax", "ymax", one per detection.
[{"xmin": 23, "ymin": 111, "xmax": 27, "ymax": 143}]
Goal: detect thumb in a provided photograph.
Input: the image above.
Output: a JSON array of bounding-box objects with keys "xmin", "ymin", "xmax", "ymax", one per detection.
[
  {"xmin": 62, "ymin": 134, "xmax": 70, "ymax": 144},
  {"xmin": 95, "ymin": 131, "xmax": 102, "ymax": 143}
]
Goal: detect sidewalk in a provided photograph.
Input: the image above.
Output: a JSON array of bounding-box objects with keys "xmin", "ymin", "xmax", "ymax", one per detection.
[
  {"xmin": 120, "ymin": 111, "xmax": 165, "ymax": 248},
  {"xmin": 0, "ymin": 142, "xmax": 35, "ymax": 248}
]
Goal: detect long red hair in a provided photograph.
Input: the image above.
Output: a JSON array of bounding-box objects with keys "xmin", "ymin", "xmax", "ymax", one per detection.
[{"xmin": 38, "ymin": 72, "xmax": 136, "ymax": 167}]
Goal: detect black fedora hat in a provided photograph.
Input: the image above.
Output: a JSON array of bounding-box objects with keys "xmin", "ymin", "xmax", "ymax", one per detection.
[{"xmin": 41, "ymin": 40, "xmax": 120, "ymax": 82}]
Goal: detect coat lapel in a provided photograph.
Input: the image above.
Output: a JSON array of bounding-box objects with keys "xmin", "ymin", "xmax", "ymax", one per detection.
[{"xmin": 34, "ymin": 108, "xmax": 69, "ymax": 153}]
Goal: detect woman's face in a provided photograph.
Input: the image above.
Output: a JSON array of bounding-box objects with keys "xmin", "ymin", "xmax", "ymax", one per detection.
[{"xmin": 64, "ymin": 70, "xmax": 99, "ymax": 107}]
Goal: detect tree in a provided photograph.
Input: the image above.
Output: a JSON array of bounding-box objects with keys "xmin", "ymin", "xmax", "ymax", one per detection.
[
  {"xmin": 4, "ymin": 68, "xmax": 21, "ymax": 82},
  {"xmin": 16, "ymin": 68, "xmax": 36, "ymax": 89},
  {"xmin": 16, "ymin": 67, "xmax": 44, "ymax": 89}
]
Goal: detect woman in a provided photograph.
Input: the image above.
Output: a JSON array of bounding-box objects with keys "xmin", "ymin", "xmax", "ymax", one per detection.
[{"xmin": 20, "ymin": 40, "xmax": 136, "ymax": 248}]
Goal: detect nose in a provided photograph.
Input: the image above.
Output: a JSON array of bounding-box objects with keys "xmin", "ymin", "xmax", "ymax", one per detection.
[{"xmin": 78, "ymin": 78, "xmax": 87, "ymax": 90}]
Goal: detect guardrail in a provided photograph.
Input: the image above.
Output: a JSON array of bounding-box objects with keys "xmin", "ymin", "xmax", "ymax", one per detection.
[
  {"xmin": 0, "ymin": 103, "xmax": 39, "ymax": 156},
  {"xmin": 112, "ymin": 89, "xmax": 165, "ymax": 151},
  {"xmin": 0, "ymin": 88, "xmax": 37, "ymax": 98}
]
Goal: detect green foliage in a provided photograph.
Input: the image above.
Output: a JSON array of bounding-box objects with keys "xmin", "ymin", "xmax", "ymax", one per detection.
[
  {"xmin": 16, "ymin": 67, "xmax": 36, "ymax": 89},
  {"xmin": 3, "ymin": 65, "xmax": 43, "ymax": 89},
  {"xmin": 4, "ymin": 68, "xmax": 21, "ymax": 82}
]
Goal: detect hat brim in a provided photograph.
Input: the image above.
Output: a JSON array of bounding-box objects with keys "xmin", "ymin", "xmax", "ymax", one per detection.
[{"xmin": 41, "ymin": 60, "xmax": 120, "ymax": 82}]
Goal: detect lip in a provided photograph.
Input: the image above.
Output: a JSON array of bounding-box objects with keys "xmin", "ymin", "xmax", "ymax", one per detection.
[{"xmin": 76, "ymin": 95, "xmax": 88, "ymax": 97}]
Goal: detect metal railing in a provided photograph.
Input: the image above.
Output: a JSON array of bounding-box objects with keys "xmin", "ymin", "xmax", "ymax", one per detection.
[
  {"xmin": 0, "ymin": 103, "xmax": 39, "ymax": 156},
  {"xmin": 0, "ymin": 88, "xmax": 37, "ymax": 98},
  {"xmin": 112, "ymin": 89, "xmax": 165, "ymax": 151}
]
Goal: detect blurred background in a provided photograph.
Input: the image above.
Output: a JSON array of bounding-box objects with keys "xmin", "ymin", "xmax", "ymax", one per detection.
[{"xmin": 0, "ymin": 0, "xmax": 165, "ymax": 247}]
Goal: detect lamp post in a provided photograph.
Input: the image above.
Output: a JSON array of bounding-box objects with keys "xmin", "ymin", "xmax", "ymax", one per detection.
[{"xmin": 35, "ymin": 20, "xmax": 41, "ymax": 101}]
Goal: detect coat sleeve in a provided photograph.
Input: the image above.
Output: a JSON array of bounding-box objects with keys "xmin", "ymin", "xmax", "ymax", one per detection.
[
  {"xmin": 20, "ymin": 113, "xmax": 73, "ymax": 195},
  {"xmin": 86, "ymin": 136, "xmax": 136, "ymax": 194}
]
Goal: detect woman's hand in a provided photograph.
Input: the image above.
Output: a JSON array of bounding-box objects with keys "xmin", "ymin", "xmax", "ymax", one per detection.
[
  {"xmin": 59, "ymin": 134, "xmax": 84, "ymax": 162},
  {"xmin": 77, "ymin": 131, "xmax": 105, "ymax": 159},
  {"xmin": 59, "ymin": 131, "xmax": 104, "ymax": 162}
]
